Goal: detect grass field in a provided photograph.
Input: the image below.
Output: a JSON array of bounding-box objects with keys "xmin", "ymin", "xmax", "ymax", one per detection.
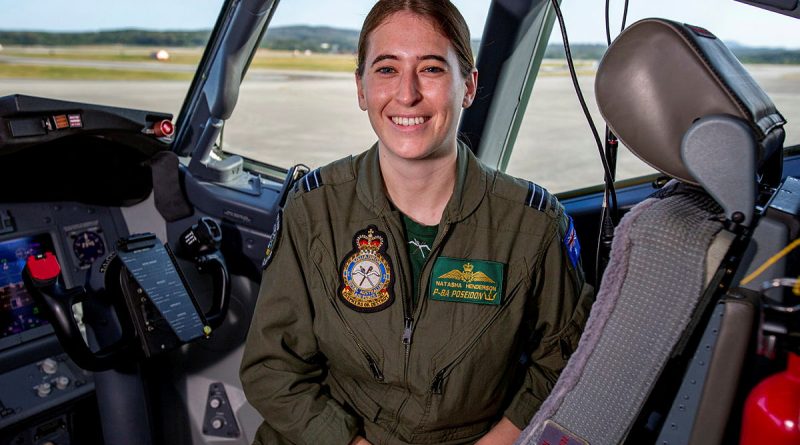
[
  {"xmin": 0, "ymin": 46, "xmax": 360, "ymax": 78},
  {"xmin": 0, "ymin": 49, "xmax": 201, "ymax": 64},
  {"xmin": 0, "ymin": 46, "xmax": 597, "ymax": 79},
  {"xmin": 0, "ymin": 62, "xmax": 194, "ymax": 80}
]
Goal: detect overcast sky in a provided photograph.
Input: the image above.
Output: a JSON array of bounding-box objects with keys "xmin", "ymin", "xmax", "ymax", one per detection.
[{"xmin": 0, "ymin": 0, "xmax": 797, "ymax": 48}]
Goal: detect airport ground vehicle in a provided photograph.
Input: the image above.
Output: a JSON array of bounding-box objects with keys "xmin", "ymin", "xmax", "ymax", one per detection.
[{"xmin": 0, "ymin": 0, "xmax": 798, "ymax": 444}]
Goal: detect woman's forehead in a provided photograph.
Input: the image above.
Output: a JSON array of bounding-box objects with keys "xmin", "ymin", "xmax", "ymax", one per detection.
[{"xmin": 366, "ymin": 11, "xmax": 454, "ymax": 56}]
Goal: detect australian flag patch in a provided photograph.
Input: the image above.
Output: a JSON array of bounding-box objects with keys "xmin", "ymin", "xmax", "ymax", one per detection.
[{"xmin": 563, "ymin": 215, "xmax": 581, "ymax": 268}]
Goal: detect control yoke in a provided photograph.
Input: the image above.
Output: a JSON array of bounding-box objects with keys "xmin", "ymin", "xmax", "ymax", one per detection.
[{"xmin": 23, "ymin": 217, "xmax": 230, "ymax": 371}]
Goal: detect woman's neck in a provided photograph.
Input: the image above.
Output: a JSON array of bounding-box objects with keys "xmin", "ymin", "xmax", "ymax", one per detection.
[{"xmin": 379, "ymin": 146, "xmax": 457, "ymax": 226}]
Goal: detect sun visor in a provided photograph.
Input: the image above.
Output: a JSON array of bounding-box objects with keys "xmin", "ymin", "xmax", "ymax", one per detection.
[{"xmin": 595, "ymin": 18, "xmax": 786, "ymax": 184}]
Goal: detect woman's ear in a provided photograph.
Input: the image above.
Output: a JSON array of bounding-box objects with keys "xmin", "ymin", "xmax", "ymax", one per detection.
[
  {"xmin": 355, "ymin": 72, "xmax": 368, "ymax": 111},
  {"xmin": 462, "ymin": 68, "xmax": 479, "ymax": 108}
]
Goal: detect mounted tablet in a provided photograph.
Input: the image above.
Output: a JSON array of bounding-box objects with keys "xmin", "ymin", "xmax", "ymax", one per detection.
[{"xmin": 116, "ymin": 233, "xmax": 210, "ymax": 356}]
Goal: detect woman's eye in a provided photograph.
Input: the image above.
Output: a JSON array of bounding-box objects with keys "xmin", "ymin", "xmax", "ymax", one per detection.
[
  {"xmin": 422, "ymin": 66, "xmax": 445, "ymax": 73},
  {"xmin": 376, "ymin": 66, "xmax": 396, "ymax": 74}
]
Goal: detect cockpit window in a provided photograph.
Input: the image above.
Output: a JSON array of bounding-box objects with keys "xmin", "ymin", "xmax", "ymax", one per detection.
[
  {"xmin": 220, "ymin": 0, "xmax": 491, "ymax": 169},
  {"xmin": 0, "ymin": 0, "xmax": 224, "ymax": 117},
  {"xmin": 507, "ymin": 0, "xmax": 800, "ymax": 193}
]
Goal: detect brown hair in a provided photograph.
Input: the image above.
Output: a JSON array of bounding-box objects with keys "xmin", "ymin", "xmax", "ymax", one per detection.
[{"xmin": 356, "ymin": 0, "xmax": 475, "ymax": 78}]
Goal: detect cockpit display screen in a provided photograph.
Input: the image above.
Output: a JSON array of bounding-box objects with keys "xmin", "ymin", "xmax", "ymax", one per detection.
[{"xmin": 0, "ymin": 234, "xmax": 54, "ymax": 339}]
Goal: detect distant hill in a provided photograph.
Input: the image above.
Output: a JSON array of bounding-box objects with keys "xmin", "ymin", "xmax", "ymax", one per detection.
[
  {"xmin": 0, "ymin": 29, "xmax": 212, "ymax": 47},
  {"xmin": 0, "ymin": 26, "xmax": 360, "ymax": 53},
  {"xmin": 1, "ymin": 26, "xmax": 799, "ymax": 64},
  {"xmin": 261, "ymin": 25, "xmax": 359, "ymax": 52}
]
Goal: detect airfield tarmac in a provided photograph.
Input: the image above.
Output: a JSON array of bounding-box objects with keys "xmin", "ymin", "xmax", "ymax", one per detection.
[{"xmin": 3, "ymin": 64, "xmax": 798, "ymax": 192}]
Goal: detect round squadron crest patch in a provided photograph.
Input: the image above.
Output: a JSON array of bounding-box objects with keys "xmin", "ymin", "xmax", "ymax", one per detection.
[{"xmin": 338, "ymin": 226, "xmax": 394, "ymax": 313}]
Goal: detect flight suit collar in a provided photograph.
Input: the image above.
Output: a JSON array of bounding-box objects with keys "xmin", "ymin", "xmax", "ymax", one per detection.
[{"xmin": 355, "ymin": 142, "xmax": 488, "ymax": 223}]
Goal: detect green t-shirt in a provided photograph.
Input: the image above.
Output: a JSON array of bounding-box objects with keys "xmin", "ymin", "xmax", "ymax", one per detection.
[{"xmin": 402, "ymin": 214, "xmax": 438, "ymax": 305}]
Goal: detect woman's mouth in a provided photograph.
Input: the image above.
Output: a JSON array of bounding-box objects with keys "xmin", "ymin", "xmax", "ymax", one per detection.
[{"xmin": 391, "ymin": 116, "xmax": 428, "ymax": 126}]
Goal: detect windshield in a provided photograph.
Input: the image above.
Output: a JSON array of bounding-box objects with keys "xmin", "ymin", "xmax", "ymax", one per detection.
[
  {"xmin": 221, "ymin": 0, "xmax": 490, "ymax": 169},
  {"xmin": 0, "ymin": 0, "xmax": 224, "ymax": 117},
  {"xmin": 507, "ymin": 0, "xmax": 800, "ymax": 192}
]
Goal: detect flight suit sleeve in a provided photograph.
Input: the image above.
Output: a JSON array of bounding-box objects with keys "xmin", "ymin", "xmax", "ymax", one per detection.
[
  {"xmin": 503, "ymin": 213, "xmax": 595, "ymax": 429},
  {"xmin": 240, "ymin": 198, "xmax": 359, "ymax": 445}
]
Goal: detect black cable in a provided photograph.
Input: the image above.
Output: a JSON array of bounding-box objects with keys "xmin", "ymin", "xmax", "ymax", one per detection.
[
  {"xmin": 596, "ymin": 0, "xmax": 630, "ymax": 284},
  {"xmin": 549, "ymin": 0, "xmax": 616, "ymax": 196},
  {"xmin": 621, "ymin": 0, "xmax": 630, "ymax": 31},
  {"xmin": 605, "ymin": 0, "xmax": 612, "ymax": 46},
  {"xmin": 602, "ymin": 0, "xmax": 630, "ymax": 282},
  {"xmin": 608, "ymin": 0, "xmax": 631, "ymax": 40}
]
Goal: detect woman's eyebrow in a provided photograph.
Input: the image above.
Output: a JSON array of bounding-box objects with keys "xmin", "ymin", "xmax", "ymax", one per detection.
[
  {"xmin": 370, "ymin": 54, "xmax": 450, "ymax": 67},
  {"xmin": 371, "ymin": 54, "xmax": 398, "ymax": 66},
  {"xmin": 419, "ymin": 55, "xmax": 448, "ymax": 65}
]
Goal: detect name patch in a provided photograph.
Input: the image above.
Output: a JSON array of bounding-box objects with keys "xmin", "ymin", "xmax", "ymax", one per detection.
[{"xmin": 429, "ymin": 257, "xmax": 504, "ymax": 305}]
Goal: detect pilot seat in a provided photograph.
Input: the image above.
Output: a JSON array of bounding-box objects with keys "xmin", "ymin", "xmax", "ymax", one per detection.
[{"xmin": 517, "ymin": 18, "xmax": 792, "ymax": 445}]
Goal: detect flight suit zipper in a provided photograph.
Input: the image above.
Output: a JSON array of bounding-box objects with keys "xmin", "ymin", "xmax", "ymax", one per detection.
[
  {"xmin": 381, "ymin": 222, "xmax": 414, "ymax": 381},
  {"xmin": 313, "ymin": 261, "xmax": 384, "ymax": 382},
  {"xmin": 430, "ymin": 286, "xmax": 515, "ymax": 394},
  {"xmin": 384, "ymin": 217, "xmax": 452, "ymax": 381},
  {"xmin": 383, "ymin": 218, "xmax": 453, "ymax": 444}
]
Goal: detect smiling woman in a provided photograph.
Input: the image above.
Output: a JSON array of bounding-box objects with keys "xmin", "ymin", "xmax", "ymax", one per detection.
[{"xmin": 238, "ymin": 2, "xmax": 593, "ymax": 445}]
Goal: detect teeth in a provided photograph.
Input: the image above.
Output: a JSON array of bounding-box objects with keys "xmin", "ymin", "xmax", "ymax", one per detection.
[{"xmin": 392, "ymin": 116, "xmax": 425, "ymax": 126}]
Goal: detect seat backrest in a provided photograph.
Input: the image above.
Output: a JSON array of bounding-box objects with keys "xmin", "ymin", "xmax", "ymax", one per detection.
[{"xmin": 516, "ymin": 18, "xmax": 785, "ymax": 445}]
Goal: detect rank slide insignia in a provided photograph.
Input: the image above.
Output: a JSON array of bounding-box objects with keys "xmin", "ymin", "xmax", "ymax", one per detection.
[
  {"xmin": 261, "ymin": 210, "xmax": 282, "ymax": 270},
  {"xmin": 339, "ymin": 226, "xmax": 394, "ymax": 313}
]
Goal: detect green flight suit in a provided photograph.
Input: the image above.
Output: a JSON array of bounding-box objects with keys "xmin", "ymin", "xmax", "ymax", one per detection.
[{"xmin": 240, "ymin": 143, "xmax": 594, "ymax": 445}]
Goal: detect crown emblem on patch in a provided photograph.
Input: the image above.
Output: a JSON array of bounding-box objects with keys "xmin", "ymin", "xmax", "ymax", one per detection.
[
  {"xmin": 356, "ymin": 229, "xmax": 383, "ymax": 251},
  {"xmin": 338, "ymin": 226, "xmax": 394, "ymax": 313}
]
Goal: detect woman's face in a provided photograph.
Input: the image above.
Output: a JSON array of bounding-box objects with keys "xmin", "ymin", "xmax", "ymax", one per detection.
[{"xmin": 356, "ymin": 11, "xmax": 477, "ymax": 162}]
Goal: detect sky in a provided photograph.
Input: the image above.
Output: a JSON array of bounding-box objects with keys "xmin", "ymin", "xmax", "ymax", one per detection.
[{"xmin": 0, "ymin": 0, "xmax": 798, "ymax": 48}]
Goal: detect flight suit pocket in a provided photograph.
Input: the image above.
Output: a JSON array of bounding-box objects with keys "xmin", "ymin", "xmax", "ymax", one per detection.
[
  {"xmin": 328, "ymin": 371, "xmax": 382, "ymax": 423},
  {"xmin": 419, "ymin": 272, "xmax": 529, "ymax": 433},
  {"xmin": 310, "ymin": 243, "xmax": 386, "ymax": 381}
]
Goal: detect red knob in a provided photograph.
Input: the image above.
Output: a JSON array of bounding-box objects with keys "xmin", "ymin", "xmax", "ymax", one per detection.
[
  {"xmin": 154, "ymin": 120, "xmax": 174, "ymax": 138},
  {"xmin": 26, "ymin": 252, "xmax": 61, "ymax": 283}
]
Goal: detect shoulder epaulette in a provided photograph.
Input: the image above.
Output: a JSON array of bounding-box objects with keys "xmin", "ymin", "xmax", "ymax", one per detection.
[
  {"xmin": 299, "ymin": 168, "xmax": 323, "ymax": 193},
  {"xmin": 525, "ymin": 181, "xmax": 557, "ymax": 213}
]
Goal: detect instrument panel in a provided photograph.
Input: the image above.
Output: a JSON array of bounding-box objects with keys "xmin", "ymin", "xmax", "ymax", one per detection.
[{"xmin": 0, "ymin": 201, "xmax": 127, "ymax": 434}]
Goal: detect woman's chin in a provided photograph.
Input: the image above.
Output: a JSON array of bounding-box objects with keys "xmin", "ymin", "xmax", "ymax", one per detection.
[{"xmin": 379, "ymin": 141, "xmax": 455, "ymax": 162}]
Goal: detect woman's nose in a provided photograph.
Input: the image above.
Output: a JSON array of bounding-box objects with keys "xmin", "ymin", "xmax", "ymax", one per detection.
[{"xmin": 395, "ymin": 71, "xmax": 422, "ymax": 106}]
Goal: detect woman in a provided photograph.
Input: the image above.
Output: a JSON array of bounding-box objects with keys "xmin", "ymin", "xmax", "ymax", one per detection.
[{"xmin": 240, "ymin": 1, "xmax": 593, "ymax": 444}]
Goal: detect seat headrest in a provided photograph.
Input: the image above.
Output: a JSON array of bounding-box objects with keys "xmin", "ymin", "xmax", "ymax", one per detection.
[{"xmin": 595, "ymin": 18, "xmax": 786, "ymax": 185}]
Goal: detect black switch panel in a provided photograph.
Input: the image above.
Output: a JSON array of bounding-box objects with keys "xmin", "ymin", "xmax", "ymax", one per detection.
[{"xmin": 201, "ymin": 382, "xmax": 240, "ymax": 438}]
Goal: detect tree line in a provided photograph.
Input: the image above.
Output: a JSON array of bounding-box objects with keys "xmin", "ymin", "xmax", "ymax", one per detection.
[{"xmin": 1, "ymin": 27, "xmax": 799, "ymax": 64}]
